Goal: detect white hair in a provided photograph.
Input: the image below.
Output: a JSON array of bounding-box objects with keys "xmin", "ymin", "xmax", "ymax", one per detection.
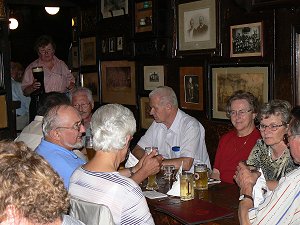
[
  {"xmin": 91, "ymin": 104, "xmax": 136, "ymax": 152},
  {"xmin": 149, "ymin": 86, "xmax": 178, "ymax": 107},
  {"xmin": 70, "ymin": 87, "xmax": 94, "ymax": 105}
]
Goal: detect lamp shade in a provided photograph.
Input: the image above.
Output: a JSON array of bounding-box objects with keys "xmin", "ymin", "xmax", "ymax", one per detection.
[
  {"xmin": 45, "ymin": 7, "xmax": 60, "ymax": 15},
  {"xmin": 9, "ymin": 18, "xmax": 18, "ymax": 30}
]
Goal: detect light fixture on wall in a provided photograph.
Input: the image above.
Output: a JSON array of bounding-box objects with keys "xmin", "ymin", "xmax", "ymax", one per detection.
[
  {"xmin": 45, "ymin": 7, "xmax": 60, "ymax": 15},
  {"xmin": 9, "ymin": 17, "xmax": 18, "ymax": 30}
]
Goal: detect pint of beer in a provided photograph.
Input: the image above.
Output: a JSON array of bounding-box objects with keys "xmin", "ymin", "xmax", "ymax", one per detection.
[
  {"xmin": 194, "ymin": 164, "xmax": 208, "ymax": 190},
  {"xmin": 32, "ymin": 66, "xmax": 45, "ymax": 94},
  {"xmin": 145, "ymin": 147, "xmax": 159, "ymax": 190},
  {"xmin": 180, "ymin": 172, "xmax": 194, "ymax": 201}
]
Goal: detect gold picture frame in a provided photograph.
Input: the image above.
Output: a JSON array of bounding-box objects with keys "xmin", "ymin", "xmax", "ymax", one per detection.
[
  {"xmin": 101, "ymin": 60, "xmax": 136, "ymax": 105},
  {"xmin": 177, "ymin": 0, "xmax": 217, "ymax": 54},
  {"xmin": 210, "ymin": 65, "xmax": 269, "ymax": 120},
  {"xmin": 80, "ymin": 72, "xmax": 99, "ymax": 102},
  {"xmin": 180, "ymin": 67, "xmax": 204, "ymax": 111},
  {"xmin": 230, "ymin": 22, "xmax": 263, "ymax": 57},
  {"xmin": 140, "ymin": 97, "xmax": 154, "ymax": 129},
  {"xmin": 80, "ymin": 37, "xmax": 96, "ymax": 66}
]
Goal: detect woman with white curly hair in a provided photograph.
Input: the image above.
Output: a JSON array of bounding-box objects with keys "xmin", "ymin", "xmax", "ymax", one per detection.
[{"xmin": 69, "ymin": 104, "xmax": 155, "ymax": 225}]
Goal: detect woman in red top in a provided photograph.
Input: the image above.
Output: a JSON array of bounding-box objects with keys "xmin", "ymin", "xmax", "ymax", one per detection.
[{"xmin": 211, "ymin": 90, "xmax": 261, "ymax": 184}]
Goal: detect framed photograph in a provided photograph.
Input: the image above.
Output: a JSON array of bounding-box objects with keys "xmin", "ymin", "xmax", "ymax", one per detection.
[
  {"xmin": 117, "ymin": 37, "xmax": 123, "ymax": 51},
  {"xmin": 80, "ymin": 37, "xmax": 96, "ymax": 66},
  {"xmin": 140, "ymin": 97, "xmax": 154, "ymax": 129},
  {"xmin": 177, "ymin": 0, "xmax": 217, "ymax": 54},
  {"xmin": 143, "ymin": 65, "xmax": 165, "ymax": 90},
  {"xmin": 101, "ymin": 38, "xmax": 108, "ymax": 54},
  {"xmin": 209, "ymin": 65, "xmax": 270, "ymax": 120},
  {"xmin": 71, "ymin": 46, "xmax": 79, "ymax": 69},
  {"xmin": 109, "ymin": 37, "xmax": 116, "ymax": 53},
  {"xmin": 230, "ymin": 22, "xmax": 263, "ymax": 57},
  {"xmin": 101, "ymin": 0, "xmax": 128, "ymax": 18},
  {"xmin": 101, "ymin": 60, "xmax": 136, "ymax": 105},
  {"xmin": 180, "ymin": 67, "xmax": 204, "ymax": 111},
  {"xmin": 80, "ymin": 72, "xmax": 99, "ymax": 102}
]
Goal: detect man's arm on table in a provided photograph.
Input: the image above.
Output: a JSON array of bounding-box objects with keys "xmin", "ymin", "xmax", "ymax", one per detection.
[{"xmin": 132, "ymin": 145, "xmax": 194, "ymax": 171}]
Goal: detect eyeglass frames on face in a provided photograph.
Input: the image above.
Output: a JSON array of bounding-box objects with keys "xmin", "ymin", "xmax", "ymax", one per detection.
[
  {"xmin": 73, "ymin": 103, "xmax": 90, "ymax": 110},
  {"xmin": 56, "ymin": 120, "xmax": 83, "ymax": 132},
  {"xmin": 39, "ymin": 48, "xmax": 54, "ymax": 55},
  {"xmin": 258, "ymin": 123, "xmax": 287, "ymax": 132},
  {"xmin": 226, "ymin": 109, "xmax": 252, "ymax": 118}
]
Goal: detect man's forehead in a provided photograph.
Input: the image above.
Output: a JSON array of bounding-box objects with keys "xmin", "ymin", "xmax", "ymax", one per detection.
[{"xmin": 58, "ymin": 106, "xmax": 81, "ymax": 122}]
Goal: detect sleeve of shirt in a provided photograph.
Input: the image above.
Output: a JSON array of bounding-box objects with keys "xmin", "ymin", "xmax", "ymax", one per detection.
[
  {"xmin": 179, "ymin": 120, "xmax": 211, "ymax": 168},
  {"xmin": 249, "ymin": 173, "xmax": 300, "ymax": 224},
  {"xmin": 60, "ymin": 60, "xmax": 75, "ymax": 84},
  {"xmin": 246, "ymin": 141, "xmax": 261, "ymax": 168}
]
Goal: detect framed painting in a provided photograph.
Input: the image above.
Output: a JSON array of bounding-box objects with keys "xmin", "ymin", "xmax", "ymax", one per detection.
[
  {"xmin": 117, "ymin": 37, "xmax": 123, "ymax": 51},
  {"xmin": 209, "ymin": 65, "xmax": 270, "ymax": 120},
  {"xmin": 101, "ymin": 60, "xmax": 136, "ymax": 105},
  {"xmin": 143, "ymin": 65, "xmax": 165, "ymax": 90},
  {"xmin": 230, "ymin": 22, "xmax": 263, "ymax": 57},
  {"xmin": 80, "ymin": 37, "xmax": 96, "ymax": 66},
  {"xmin": 80, "ymin": 72, "xmax": 99, "ymax": 102},
  {"xmin": 177, "ymin": 0, "xmax": 217, "ymax": 55},
  {"xmin": 140, "ymin": 97, "xmax": 154, "ymax": 129},
  {"xmin": 101, "ymin": 0, "xmax": 128, "ymax": 18},
  {"xmin": 109, "ymin": 37, "xmax": 116, "ymax": 53},
  {"xmin": 180, "ymin": 67, "xmax": 204, "ymax": 111}
]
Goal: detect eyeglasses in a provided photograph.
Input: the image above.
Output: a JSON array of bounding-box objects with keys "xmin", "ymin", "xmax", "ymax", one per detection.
[
  {"xmin": 226, "ymin": 109, "xmax": 252, "ymax": 118},
  {"xmin": 39, "ymin": 48, "xmax": 54, "ymax": 55},
  {"xmin": 73, "ymin": 103, "xmax": 90, "ymax": 110},
  {"xmin": 56, "ymin": 121, "xmax": 83, "ymax": 132},
  {"xmin": 258, "ymin": 123, "xmax": 287, "ymax": 132}
]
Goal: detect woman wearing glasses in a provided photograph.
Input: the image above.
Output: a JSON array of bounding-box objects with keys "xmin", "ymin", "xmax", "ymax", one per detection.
[
  {"xmin": 246, "ymin": 99, "xmax": 297, "ymax": 189},
  {"xmin": 211, "ymin": 90, "xmax": 261, "ymax": 183},
  {"xmin": 21, "ymin": 35, "xmax": 75, "ymax": 121}
]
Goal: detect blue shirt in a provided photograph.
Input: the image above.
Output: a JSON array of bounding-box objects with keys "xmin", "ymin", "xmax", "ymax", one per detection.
[
  {"xmin": 11, "ymin": 78, "xmax": 30, "ymax": 116},
  {"xmin": 36, "ymin": 139, "xmax": 86, "ymax": 189}
]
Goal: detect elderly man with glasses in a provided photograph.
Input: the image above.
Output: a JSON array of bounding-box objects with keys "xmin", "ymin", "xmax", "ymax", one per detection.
[{"xmin": 35, "ymin": 104, "xmax": 86, "ymax": 189}]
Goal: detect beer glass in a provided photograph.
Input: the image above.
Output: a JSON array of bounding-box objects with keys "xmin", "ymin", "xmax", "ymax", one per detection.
[
  {"xmin": 180, "ymin": 171, "xmax": 194, "ymax": 201},
  {"xmin": 194, "ymin": 164, "xmax": 208, "ymax": 190},
  {"xmin": 85, "ymin": 136, "xmax": 95, "ymax": 160},
  {"xmin": 32, "ymin": 66, "xmax": 45, "ymax": 94},
  {"xmin": 145, "ymin": 147, "xmax": 159, "ymax": 190}
]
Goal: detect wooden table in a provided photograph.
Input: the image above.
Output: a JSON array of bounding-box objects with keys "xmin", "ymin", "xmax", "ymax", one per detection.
[{"xmin": 143, "ymin": 176, "xmax": 240, "ymax": 225}]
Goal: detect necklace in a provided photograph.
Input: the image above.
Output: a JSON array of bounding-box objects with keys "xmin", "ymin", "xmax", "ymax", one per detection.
[{"xmin": 234, "ymin": 135, "xmax": 250, "ymax": 151}]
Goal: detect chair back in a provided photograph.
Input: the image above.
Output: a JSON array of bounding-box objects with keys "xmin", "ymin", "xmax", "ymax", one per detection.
[{"xmin": 69, "ymin": 196, "xmax": 115, "ymax": 225}]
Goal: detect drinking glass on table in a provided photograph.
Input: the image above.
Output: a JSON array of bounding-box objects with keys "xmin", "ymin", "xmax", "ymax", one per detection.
[
  {"xmin": 194, "ymin": 163, "xmax": 209, "ymax": 190},
  {"xmin": 145, "ymin": 147, "xmax": 159, "ymax": 190},
  {"xmin": 85, "ymin": 136, "xmax": 95, "ymax": 160},
  {"xmin": 180, "ymin": 171, "xmax": 194, "ymax": 201}
]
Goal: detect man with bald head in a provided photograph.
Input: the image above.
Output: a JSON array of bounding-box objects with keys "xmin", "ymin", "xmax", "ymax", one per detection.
[{"xmin": 35, "ymin": 104, "xmax": 86, "ymax": 188}]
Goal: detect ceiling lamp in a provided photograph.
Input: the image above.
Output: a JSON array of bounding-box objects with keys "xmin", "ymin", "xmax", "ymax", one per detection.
[
  {"xmin": 9, "ymin": 18, "xmax": 18, "ymax": 30},
  {"xmin": 45, "ymin": 7, "xmax": 60, "ymax": 15}
]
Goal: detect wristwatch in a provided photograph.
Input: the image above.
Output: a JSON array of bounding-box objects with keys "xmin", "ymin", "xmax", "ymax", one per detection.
[
  {"xmin": 129, "ymin": 167, "xmax": 135, "ymax": 176},
  {"xmin": 239, "ymin": 194, "xmax": 253, "ymax": 202}
]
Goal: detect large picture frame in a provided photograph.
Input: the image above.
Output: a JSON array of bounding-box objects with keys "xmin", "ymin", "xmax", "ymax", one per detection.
[
  {"xmin": 80, "ymin": 37, "xmax": 96, "ymax": 66},
  {"xmin": 101, "ymin": 60, "xmax": 136, "ymax": 105},
  {"xmin": 230, "ymin": 22, "xmax": 263, "ymax": 57},
  {"xmin": 143, "ymin": 65, "xmax": 165, "ymax": 91},
  {"xmin": 140, "ymin": 97, "xmax": 154, "ymax": 129},
  {"xmin": 101, "ymin": 0, "xmax": 128, "ymax": 18},
  {"xmin": 80, "ymin": 72, "xmax": 99, "ymax": 102},
  {"xmin": 209, "ymin": 65, "xmax": 270, "ymax": 120},
  {"xmin": 177, "ymin": 0, "xmax": 217, "ymax": 55},
  {"xmin": 179, "ymin": 67, "xmax": 204, "ymax": 111}
]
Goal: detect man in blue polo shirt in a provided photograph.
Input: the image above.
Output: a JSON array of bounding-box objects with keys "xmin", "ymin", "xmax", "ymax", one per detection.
[{"xmin": 36, "ymin": 104, "xmax": 86, "ymax": 188}]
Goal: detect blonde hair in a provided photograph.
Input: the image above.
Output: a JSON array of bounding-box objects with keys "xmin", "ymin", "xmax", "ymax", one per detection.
[{"xmin": 0, "ymin": 141, "xmax": 69, "ymax": 223}]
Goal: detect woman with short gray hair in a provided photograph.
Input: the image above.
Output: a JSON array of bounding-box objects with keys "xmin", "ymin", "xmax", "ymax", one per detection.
[
  {"xmin": 247, "ymin": 99, "xmax": 298, "ymax": 189},
  {"xmin": 69, "ymin": 104, "xmax": 155, "ymax": 225}
]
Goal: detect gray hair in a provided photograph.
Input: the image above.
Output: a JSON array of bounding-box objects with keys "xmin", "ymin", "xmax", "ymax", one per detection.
[
  {"xmin": 69, "ymin": 87, "xmax": 94, "ymax": 104},
  {"xmin": 258, "ymin": 99, "xmax": 291, "ymax": 124},
  {"xmin": 149, "ymin": 86, "xmax": 178, "ymax": 108},
  {"xmin": 226, "ymin": 90, "xmax": 260, "ymax": 117},
  {"xmin": 42, "ymin": 105, "xmax": 70, "ymax": 136},
  {"xmin": 91, "ymin": 104, "xmax": 136, "ymax": 152},
  {"xmin": 289, "ymin": 116, "xmax": 300, "ymax": 136}
]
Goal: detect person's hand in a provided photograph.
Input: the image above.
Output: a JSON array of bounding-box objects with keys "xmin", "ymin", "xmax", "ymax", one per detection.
[
  {"xmin": 31, "ymin": 79, "xmax": 41, "ymax": 91},
  {"xmin": 138, "ymin": 150, "xmax": 163, "ymax": 177},
  {"xmin": 234, "ymin": 162, "xmax": 260, "ymax": 193},
  {"xmin": 67, "ymin": 81, "xmax": 75, "ymax": 90}
]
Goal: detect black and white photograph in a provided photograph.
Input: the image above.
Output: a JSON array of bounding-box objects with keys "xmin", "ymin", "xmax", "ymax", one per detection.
[
  {"xmin": 101, "ymin": 0, "xmax": 128, "ymax": 18},
  {"xmin": 143, "ymin": 65, "xmax": 165, "ymax": 90},
  {"xmin": 109, "ymin": 37, "xmax": 116, "ymax": 53},
  {"xmin": 184, "ymin": 75, "xmax": 199, "ymax": 103},
  {"xmin": 117, "ymin": 37, "xmax": 123, "ymax": 51},
  {"xmin": 230, "ymin": 22, "xmax": 263, "ymax": 57}
]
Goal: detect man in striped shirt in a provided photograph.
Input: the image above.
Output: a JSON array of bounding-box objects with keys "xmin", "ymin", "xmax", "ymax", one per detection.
[{"xmin": 234, "ymin": 114, "xmax": 300, "ymax": 224}]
